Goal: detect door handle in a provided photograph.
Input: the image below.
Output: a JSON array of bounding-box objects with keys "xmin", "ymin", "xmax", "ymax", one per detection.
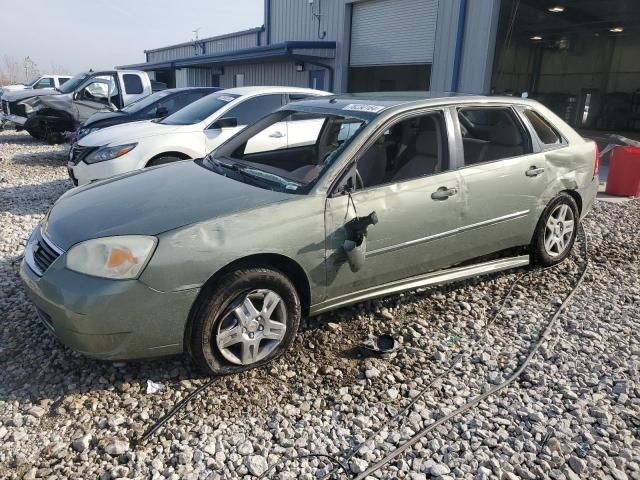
[
  {"xmin": 525, "ymin": 166, "xmax": 545, "ymax": 177},
  {"xmin": 431, "ymin": 186, "xmax": 458, "ymax": 201},
  {"xmin": 269, "ymin": 131, "xmax": 286, "ymax": 138}
]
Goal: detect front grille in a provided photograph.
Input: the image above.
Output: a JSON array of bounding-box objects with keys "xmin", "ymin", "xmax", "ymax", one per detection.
[
  {"xmin": 69, "ymin": 143, "xmax": 96, "ymax": 165},
  {"xmin": 32, "ymin": 233, "xmax": 63, "ymax": 275},
  {"xmin": 8, "ymin": 101, "xmax": 26, "ymax": 117}
]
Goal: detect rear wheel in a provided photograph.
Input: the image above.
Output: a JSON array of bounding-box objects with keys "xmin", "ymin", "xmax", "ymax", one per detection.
[
  {"xmin": 146, "ymin": 155, "xmax": 183, "ymax": 167},
  {"xmin": 187, "ymin": 267, "xmax": 301, "ymax": 375},
  {"xmin": 531, "ymin": 193, "xmax": 579, "ymax": 266}
]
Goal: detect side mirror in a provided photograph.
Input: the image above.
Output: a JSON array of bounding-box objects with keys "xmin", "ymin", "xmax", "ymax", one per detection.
[
  {"xmin": 155, "ymin": 107, "xmax": 169, "ymax": 118},
  {"xmin": 211, "ymin": 117, "xmax": 238, "ymax": 129},
  {"xmin": 73, "ymin": 90, "xmax": 81, "ymax": 100}
]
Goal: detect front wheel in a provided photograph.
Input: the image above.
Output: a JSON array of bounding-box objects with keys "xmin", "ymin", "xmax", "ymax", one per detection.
[
  {"xmin": 531, "ymin": 193, "xmax": 579, "ymax": 266},
  {"xmin": 187, "ymin": 267, "xmax": 301, "ymax": 375}
]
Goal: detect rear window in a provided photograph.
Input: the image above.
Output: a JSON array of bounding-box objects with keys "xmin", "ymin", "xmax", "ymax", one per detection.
[
  {"xmin": 523, "ymin": 109, "xmax": 562, "ymax": 145},
  {"xmin": 123, "ymin": 74, "xmax": 144, "ymax": 95}
]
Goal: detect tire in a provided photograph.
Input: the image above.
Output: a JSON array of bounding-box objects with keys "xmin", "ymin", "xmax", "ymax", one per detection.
[
  {"xmin": 187, "ymin": 267, "xmax": 301, "ymax": 375},
  {"xmin": 146, "ymin": 155, "xmax": 183, "ymax": 167},
  {"xmin": 26, "ymin": 128, "xmax": 45, "ymax": 140},
  {"xmin": 531, "ymin": 193, "xmax": 579, "ymax": 266}
]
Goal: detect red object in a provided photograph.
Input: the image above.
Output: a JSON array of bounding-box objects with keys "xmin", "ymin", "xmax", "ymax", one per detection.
[
  {"xmin": 593, "ymin": 142, "xmax": 600, "ymax": 178},
  {"xmin": 605, "ymin": 146, "xmax": 640, "ymax": 197}
]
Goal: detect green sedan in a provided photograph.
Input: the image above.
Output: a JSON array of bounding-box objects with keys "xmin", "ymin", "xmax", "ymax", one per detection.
[{"xmin": 21, "ymin": 93, "xmax": 599, "ymax": 375}]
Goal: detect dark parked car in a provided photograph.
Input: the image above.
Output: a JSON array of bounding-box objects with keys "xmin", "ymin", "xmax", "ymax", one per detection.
[{"xmin": 74, "ymin": 87, "xmax": 220, "ymax": 141}]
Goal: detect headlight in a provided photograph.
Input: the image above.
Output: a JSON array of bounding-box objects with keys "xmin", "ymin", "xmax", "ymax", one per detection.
[
  {"xmin": 20, "ymin": 97, "xmax": 41, "ymax": 115},
  {"xmin": 76, "ymin": 127, "xmax": 97, "ymax": 140},
  {"xmin": 66, "ymin": 236, "xmax": 156, "ymax": 279},
  {"xmin": 84, "ymin": 143, "xmax": 137, "ymax": 164}
]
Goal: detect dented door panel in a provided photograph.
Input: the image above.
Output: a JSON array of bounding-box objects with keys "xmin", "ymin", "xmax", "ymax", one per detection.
[{"xmin": 323, "ymin": 171, "xmax": 466, "ymax": 300}]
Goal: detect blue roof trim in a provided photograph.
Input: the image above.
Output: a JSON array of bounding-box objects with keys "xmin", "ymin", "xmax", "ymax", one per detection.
[{"xmin": 118, "ymin": 41, "xmax": 336, "ymax": 71}]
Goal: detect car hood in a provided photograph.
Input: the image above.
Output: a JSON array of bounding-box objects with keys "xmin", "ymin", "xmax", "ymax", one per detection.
[
  {"xmin": 3, "ymin": 88, "xmax": 58, "ymax": 102},
  {"xmin": 78, "ymin": 120, "xmax": 188, "ymax": 146},
  {"xmin": 44, "ymin": 160, "xmax": 295, "ymax": 250},
  {"xmin": 83, "ymin": 110, "xmax": 128, "ymax": 128}
]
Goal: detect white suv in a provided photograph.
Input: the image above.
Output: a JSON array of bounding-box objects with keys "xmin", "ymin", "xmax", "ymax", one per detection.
[{"xmin": 68, "ymin": 86, "xmax": 329, "ymax": 186}]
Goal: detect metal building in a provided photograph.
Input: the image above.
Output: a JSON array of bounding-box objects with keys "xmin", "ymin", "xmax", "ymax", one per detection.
[
  {"xmin": 119, "ymin": 0, "xmax": 501, "ymax": 95},
  {"xmin": 119, "ymin": 0, "xmax": 640, "ymax": 134}
]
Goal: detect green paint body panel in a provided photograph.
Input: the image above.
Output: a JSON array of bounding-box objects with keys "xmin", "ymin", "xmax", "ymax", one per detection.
[{"xmin": 20, "ymin": 95, "xmax": 599, "ymax": 360}]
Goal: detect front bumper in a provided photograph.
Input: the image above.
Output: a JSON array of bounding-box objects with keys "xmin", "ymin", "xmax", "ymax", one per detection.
[
  {"xmin": 20, "ymin": 241, "xmax": 199, "ymax": 360},
  {"xmin": 1, "ymin": 113, "xmax": 27, "ymax": 127},
  {"xmin": 68, "ymin": 150, "xmax": 143, "ymax": 186}
]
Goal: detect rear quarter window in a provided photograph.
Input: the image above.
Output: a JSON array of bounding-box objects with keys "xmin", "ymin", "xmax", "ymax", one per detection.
[
  {"xmin": 523, "ymin": 109, "xmax": 562, "ymax": 145},
  {"xmin": 123, "ymin": 74, "xmax": 144, "ymax": 95}
]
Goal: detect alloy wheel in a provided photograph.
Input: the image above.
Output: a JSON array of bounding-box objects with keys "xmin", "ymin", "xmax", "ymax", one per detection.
[
  {"xmin": 543, "ymin": 204, "xmax": 575, "ymax": 257},
  {"xmin": 215, "ymin": 289, "xmax": 287, "ymax": 365}
]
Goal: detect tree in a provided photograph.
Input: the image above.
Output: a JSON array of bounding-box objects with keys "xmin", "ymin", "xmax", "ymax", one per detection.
[
  {"xmin": 0, "ymin": 55, "xmax": 21, "ymax": 85},
  {"xmin": 23, "ymin": 56, "xmax": 40, "ymax": 82}
]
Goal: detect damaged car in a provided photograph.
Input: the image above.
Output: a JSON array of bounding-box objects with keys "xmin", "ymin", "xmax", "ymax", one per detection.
[
  {"xmin": 9, "ymin": 70, "xmax": 159, "ymax": 142},
  {"xmin": 20, "ymin": 94, "xmax": 598, "ymax": 375}
]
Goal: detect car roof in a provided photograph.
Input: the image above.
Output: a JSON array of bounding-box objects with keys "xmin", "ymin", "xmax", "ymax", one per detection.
[
  {"xmin": 286, "ymin": 92, "xmax": 536, "ymax": 119},
  {"xmin": 163, "ymin": 87, "xmax": 220, "ymax": 93},
  {"xmin": 220, "ymin": 86, "xmax": 330, "ymax": 96}
]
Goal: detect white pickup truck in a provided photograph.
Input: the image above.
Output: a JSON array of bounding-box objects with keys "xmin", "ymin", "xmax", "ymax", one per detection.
[
  {"xmin": 1, "ymin": 70, "xmax": 162, "ymax": 142},
  {"xmin": 0, "ymin": 74, "xmax": 71, "ymax": 96}
]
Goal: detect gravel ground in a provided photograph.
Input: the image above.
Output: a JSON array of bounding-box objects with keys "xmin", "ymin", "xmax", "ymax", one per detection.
[{"xmin": 0, "ymin": 129, "xmax": 639, "ymax": 480}]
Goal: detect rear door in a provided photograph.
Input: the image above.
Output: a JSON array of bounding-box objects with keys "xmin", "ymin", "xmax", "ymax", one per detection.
[
  {"xmin": 119, "ymin": 73, "xmax": 147, "ymax": 107},
  {"xmin": 452, "ymin": 105, "xmax": 548, "ymax": 257},
  {"xmin": 324, "ymin": 108, "xmax": 467, "ymax": 298}
]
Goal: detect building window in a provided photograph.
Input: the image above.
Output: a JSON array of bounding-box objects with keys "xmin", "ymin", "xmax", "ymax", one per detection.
[{"xmin": 233, "ymin": 73, "xmax": 245, "ymax": 88}]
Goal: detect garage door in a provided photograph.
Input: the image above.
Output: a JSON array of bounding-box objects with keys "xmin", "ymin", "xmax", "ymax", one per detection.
[{"xmin": 350, "ymin": 0, "xmax": 439, "ymax": 67}]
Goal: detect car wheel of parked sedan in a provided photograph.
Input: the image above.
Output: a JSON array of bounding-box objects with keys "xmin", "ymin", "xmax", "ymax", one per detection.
[
  {"xmin": 531, "ymin": 193, "xmax": 579, "ymax": 266},
  {"xmin": 146, "ymin": 155, "xmax": 183, "ymax": 167},
  {"xmin": 188, "ymin": 267, "xmax": 301, "ymax": 375}
]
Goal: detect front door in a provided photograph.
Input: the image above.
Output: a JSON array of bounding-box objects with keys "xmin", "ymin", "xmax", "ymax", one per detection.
[
  {"xmin": 75, "ymin": 75, "xmax": 118, "ymax": 122},
  {"xmin": 324, "ymin": 109, "xmax": 468, "ymax": 299},
  {"xmin": 452, "ymin": 105, "xmax": 547, "ymax": 257},
  {"xmin": 205, "ymin": 94, "xmax": 288, "ymax": 154}
]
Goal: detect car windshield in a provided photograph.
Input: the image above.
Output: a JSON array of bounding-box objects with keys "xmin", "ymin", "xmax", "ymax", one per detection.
[
  {"xmin": 202, "ymin": 109, "xmax": 367, "ymax": 194},
  {"xmin": 160, "ymin": 92, "xmax": 239, "ymax": 125},
  {"xmin": 121, "ymin": 90, "xmax": 172, "ymax": 113},
  {"xmin": 58, "ymin": 72, "xmax": 90, "ymax": 94},
  {"xmin": 24, "ymin": 76, "xmax": 40, "ymax": 86}
]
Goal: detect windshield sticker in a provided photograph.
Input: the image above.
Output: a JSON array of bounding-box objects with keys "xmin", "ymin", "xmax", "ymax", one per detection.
[
  {"xmin": 343, "ymin": 103, "xmax": 385, "ymax": 113},
  {"xmin": 218, "ymin": 95, "xmax": 236, "ymax": 102},
  {"xmin": 285, "ymin": 184, "xmax": 299, "ymax": 191}
]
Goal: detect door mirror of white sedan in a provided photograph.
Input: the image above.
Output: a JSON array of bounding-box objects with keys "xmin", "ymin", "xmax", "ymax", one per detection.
[{"xmin": 210, "ymin": 117, "xmax": 238, "ymax": 130}]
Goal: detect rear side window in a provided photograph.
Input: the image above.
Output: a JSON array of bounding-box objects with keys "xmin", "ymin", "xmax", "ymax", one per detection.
[
  {"xmin": 523, "ymin": 109, "xmax": 562, "ymax": 145},
  {"xmin": 458, "ymin": 107, "xmax": 532, "ymax": 165},
  {"xmin": 123, "ymin": 74, "xmax": 144, "ymax": 94},
  {"xmin": 226, "ymin": 94, "xmax": 284, "ymax": 126},
  {"xmin": 58, "ymin": 77, "xmax": 70, "ymax": 85}
]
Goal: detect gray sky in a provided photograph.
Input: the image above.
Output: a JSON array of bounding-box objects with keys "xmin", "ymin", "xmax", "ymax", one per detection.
[{"xmin": 0, "ymin": 0, "xmax": 264, "ymax": 77}]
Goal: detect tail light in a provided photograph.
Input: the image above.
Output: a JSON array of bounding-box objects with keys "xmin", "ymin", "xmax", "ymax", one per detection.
[{"xmin": 592, "ymin": 141, "xmax": 600, "ymax": 179}]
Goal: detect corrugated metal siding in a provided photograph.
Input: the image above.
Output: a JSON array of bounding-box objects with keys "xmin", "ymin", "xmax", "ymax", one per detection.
[
  {"xmin": 175, "ymin": 69, "xmax": 189, "ymax": 88},
  {"xmin": 219, "ymin": 62, "xmax": 309, "ymax": 89},
  {"xmin": 147, "ymin": 32, "xmax": 260, "ymax": 63},
  {"xmin": 269, "ymin": 0, "xmax": 342, "ymax": 43},
  {"xmin": 187, "ymin": 68, "xmax": 215, "ymax": 86},
  {"xmin": 350, "ymin": 0, "xmax": 438, "ymax": 66}
]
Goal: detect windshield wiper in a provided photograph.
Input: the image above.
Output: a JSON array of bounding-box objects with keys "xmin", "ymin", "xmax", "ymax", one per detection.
[{"xmin": 208, "ymin": 158, "xmax": 289, "ymax": 191}]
